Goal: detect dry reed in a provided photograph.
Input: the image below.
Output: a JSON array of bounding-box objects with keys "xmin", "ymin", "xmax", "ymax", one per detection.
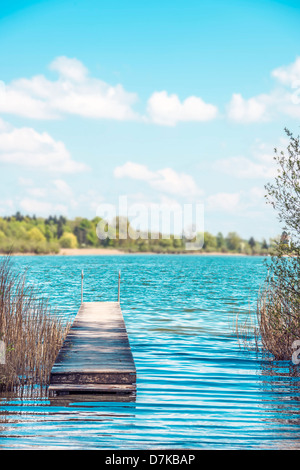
[
  {"xmin": 236, "ymin": 278, "xmax": 300, "ymax": 361},
  {"xmin": 0, "ymin": 255, "xmax": 71, "ymax": 394}
]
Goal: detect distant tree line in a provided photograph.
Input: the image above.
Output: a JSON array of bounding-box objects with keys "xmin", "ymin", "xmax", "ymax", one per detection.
[{"xmin": 0, "ymin": 212, "xmax": 276, "ymax": 255}]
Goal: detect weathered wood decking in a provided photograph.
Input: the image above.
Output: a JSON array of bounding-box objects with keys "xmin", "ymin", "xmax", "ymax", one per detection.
[{"xmin": 49, "ymin": 302, "xmax": 136, "ymax": 396}]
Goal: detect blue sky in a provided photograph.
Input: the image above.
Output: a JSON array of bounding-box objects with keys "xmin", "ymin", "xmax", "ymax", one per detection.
[{"xmin": 0, "ymin": 0, "xmax": 300, "ymax": 240}]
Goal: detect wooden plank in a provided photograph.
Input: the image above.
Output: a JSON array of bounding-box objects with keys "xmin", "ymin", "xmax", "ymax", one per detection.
[
  {"xmin": 49, "ymin": 302, "xmax": 136, "ymax": 395},
  {"xmin": 49, "ymin": 392, "xmax": 136, "ymax": 405},
  {"xmin": 48, "ymin": 383, "xmax": 136, "ymax": 392}
]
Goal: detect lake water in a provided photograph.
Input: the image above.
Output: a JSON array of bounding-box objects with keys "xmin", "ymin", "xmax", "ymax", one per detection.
[{"xmin": 1, "ymin": 254, "xmax": 300, "ymax": 450}]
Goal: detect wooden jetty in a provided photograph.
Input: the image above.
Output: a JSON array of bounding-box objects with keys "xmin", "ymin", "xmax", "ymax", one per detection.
[{"xmin": 49, "ymin": 272, "xmax": 136, "ymax": 397}]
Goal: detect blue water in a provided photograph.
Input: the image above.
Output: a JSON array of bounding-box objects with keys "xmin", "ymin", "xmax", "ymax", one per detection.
[{"xmin": 1, "ymin": 254, "xmax": 300, "ymax": 450}]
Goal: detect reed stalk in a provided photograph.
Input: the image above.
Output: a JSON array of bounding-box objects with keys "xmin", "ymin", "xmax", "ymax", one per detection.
[
  {"xmin": 236, "ymin": 277, "xmax": 300, "ymax": 361},
  {"xmin": 0, "ymin": 255, "xmax": 71, "ymax": 395}
]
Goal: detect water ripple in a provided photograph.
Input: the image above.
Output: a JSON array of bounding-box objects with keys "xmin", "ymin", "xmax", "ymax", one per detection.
[{"xmin": 0, "ymin": 254, "xmax": 300, "ymax": 449}]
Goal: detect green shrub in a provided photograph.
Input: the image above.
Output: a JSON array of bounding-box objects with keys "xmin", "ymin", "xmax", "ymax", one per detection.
[{"xmin": 59, "ymin": 232, "xmax": 78, "ymax": 248}]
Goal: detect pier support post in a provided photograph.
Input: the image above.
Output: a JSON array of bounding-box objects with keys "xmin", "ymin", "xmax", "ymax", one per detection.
[{"xmin": 118, "ymin": 270, "xmax": 121, "ymax": 303}]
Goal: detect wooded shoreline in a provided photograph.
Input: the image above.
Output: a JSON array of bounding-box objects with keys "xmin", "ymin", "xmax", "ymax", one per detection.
[
  {"xmin": 0, "ymin": 213, "xmax": 274, "ymax": 256},
  {"xmin": 10, "ymin": 248, "xmax": 259, "ymax": 256}
]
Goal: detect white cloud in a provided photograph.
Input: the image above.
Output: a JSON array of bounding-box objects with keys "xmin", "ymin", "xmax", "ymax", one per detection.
[
  {"xmin": 0, "ymin": 80, "xmax": 56, "ymax": 119},
  {"xmin": 1, "ymin": 55, "xmax": 300, "ymax": 126},
  {"xmin": 272, "ymin": 57, "xmax": 300, "ymax": 87},
  {"xmin": 114, "ymin": 161, "xmax": 156, "ymax": 181},
  {"xmin": 206, "ymin": 186, "xmax": 267, "ymax": 214},
  {"xmin": 0, "ymin": 199, "xmax": 14, "ymax": 216},
  {"xmin": 214, "ymin": 155, "xmax": 276, "ymax": 179},
  {"xmin": 50, "ymin": 56, "xmax": 88, "ymax": 82},
  {"xmin": 18, "ymin": 176, "xmax": 34, "ymax": 186},
  {"xmin": 0, "ymin": 120, "xmax": 88, "ymax": 173},
  {"xmin": 151, "ymin": 167, "xmax": 200, "ymax": 197},
  {"xmin": 214, "ymin": 137, "xmax": 289, "ymax": 179},
  {"xmin": 114, "ymin": 161, "xmax": 202, "ymax": 197},
  {"xmin": 227, "ymin": 57, "xmax": 300, "ymax": 122},
  {"xmin": 0, "ymin": 60, "xmax": 218, "ymax": 125},
  {"xmin": 19, "ymin": 198, "xmax": 68, "ymax": 216},
  {"xmin": 227, "ymin": 93, "xmax": 269, "ymax": 123},
  {"xmin": 206, "ymin": 192, "xmax": 241, "ymax": 213},
  {"xmin": 0, "ymin": 56, "xmax": 139, "ymax": 121},
  {"xmin": 146, "ymin": 91, "xmax": 218, "ymax": 126},
  {"xmin": 0, "ymin": 117, "xmax": 11, "ymax": 132},
  {"xmin": 26, "ymin": 187, "xmax": 47, "ymax": 198},
  {"xmin": 248, "ymin": 186, "xmax": 265, "ymax": 201},
  {"xmin": 52, "ymin": 179, "xmax": 73, "ymax": 197},
  {"xmin": 22, "ymin": 179, "xmax": 73, "ymax": 206},
  {"xmin": 15, "ymin": 178, "xmax": 103, "ymax": 217}
]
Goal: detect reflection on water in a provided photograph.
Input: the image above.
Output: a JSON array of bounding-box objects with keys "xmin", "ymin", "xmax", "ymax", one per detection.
[
  {"xmin": 1, "ymin": 254, "xmax": 300, "ymax": 449},
  {"xmin": 257, "ymin": 360, "xmax": 300, "ymax": 449}
]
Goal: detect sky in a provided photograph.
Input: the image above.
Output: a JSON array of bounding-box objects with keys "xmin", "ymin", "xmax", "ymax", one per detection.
[{"xmin": 0, "ymin": 0, "xmax": 300, "ymax": 240}]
